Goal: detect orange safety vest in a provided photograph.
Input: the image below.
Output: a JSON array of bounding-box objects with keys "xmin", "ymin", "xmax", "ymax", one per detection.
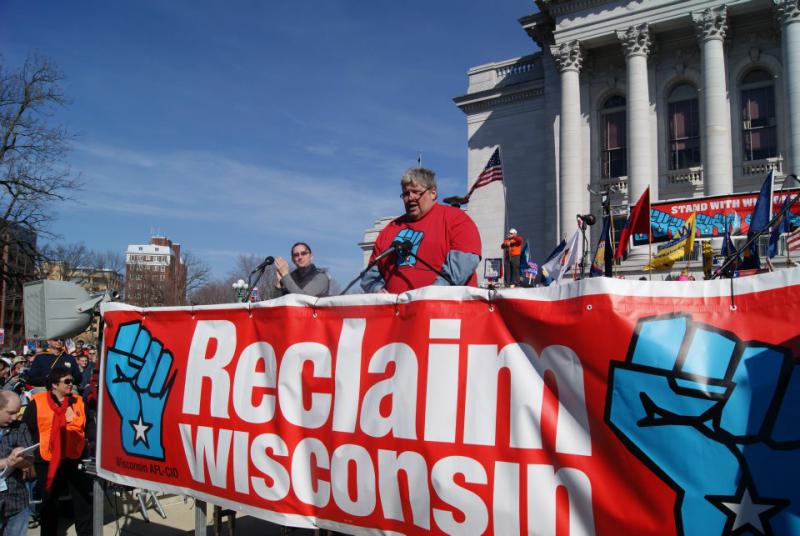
[
  {"xmin": 503, "ymin": 236, "xmax": 524, "ymax": 257},
  {"xmin": 32, "ymin": 391, "xmax": 86, "ymax": 461}
]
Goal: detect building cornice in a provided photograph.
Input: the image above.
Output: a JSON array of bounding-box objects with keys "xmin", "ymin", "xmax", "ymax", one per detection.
[
  {"xmin": 536, "ymin": 0, "xmax": 618, "ymax": 18},
  {"xmin": 453, "ymin": 80, "xmax": 545, "ymax": 115},
  {"xmin": 520, "ymin": 12, "xmax": 555, "ymax": 48}
]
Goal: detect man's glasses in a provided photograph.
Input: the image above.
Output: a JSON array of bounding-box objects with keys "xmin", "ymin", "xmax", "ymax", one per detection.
[
  {"xmin": 60, "ymin": 379, "xmax": 73, "ymax": 385},
  {"xmin": 293, "ymin": 251, "xmax": 310, "ymax": 258},
  {"xmin": 400, "ymin": 187, "xmax": 430, "ymax": 200}
]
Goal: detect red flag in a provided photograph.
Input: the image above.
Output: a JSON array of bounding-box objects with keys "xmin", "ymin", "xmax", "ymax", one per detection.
[{"xmin": 615, "ymin": 186, "xmax": 651, "ymax": 260}]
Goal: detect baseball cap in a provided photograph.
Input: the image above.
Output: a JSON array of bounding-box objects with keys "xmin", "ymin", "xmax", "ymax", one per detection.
[{"xmin": 509, "ymin": 228, "xmax": 517, "ymax": 234}]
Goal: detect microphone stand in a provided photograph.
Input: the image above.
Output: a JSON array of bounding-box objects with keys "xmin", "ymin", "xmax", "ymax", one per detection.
[
  {"xmin": 578, "ymin": 220, "xmax": 589, "ymax": 279},
  {"xmin": 340, "ymin": 242, "xmax": 458, "ymax": 295},
  {"xmin": 245, "ymin": 263, "xmax": 269, "ymax": 303},
  {"xmin": 340, "ymin": 246, "xmax": 398, "ymax": 295}
]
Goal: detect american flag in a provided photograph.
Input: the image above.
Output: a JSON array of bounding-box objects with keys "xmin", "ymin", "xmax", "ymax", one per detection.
[
  {"xmin": 787, "ymin": 226, "xmax": 800, "ymax": 252},
  {"xmin": 465, "ymin": 148, "xmax": 503, "ymax": 200}
]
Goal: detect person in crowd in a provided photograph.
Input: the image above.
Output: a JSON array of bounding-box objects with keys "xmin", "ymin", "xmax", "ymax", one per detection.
[
  {"xmin": 2, "ymin": 357, "xmax": 28, "ymax": 396},
  {"xmin": 501, "ymin": 228, "xmax": 524, "ymax": 288},
  {"xmin": 0, "ymin": 391, "xmax": 33, "ymax": 536},
  {"xmin": 75, "ymin": 354, "xmax": 92, "ymax": 395},
  {"xmin": 10, "ymin": 356, "xmax": 26, "ymax": 378},
  {"xmin": 27, "ymin": 340, "xmax": 81, "ymax": 388},
  {"xmin": 0, "ymin": 358, "xmax": 10, "ymax": 385},
  {"xmin": 23, "ymin": 367, "xmax": 90, "ymax": 536},
  {"xmin": 274, "ymin": 242, "xmax": 330, "ymax": 297},
  {"xmin": 71, "ymin": 340, "xmax": 85, "ymax": 357},
  {"xmin": 362, "ymin": 167, "xmax": 481, "ymax": 293},
  {"xmin": 85, "ymin": 346, "xmax": 97, "ymax": 367}
]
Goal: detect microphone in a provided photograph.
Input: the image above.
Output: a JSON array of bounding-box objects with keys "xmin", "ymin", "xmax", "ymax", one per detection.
[
  {"xmin": 251, "ymin": 256, "xmax": 275, "ymax": 274},
  {"xmin": 393, "ymin": 240, "xmax": 413, "ymax": 260},
  {"xmin": 369, "ymin": 240, "xmax": 412, "ymax": 266},
  {"xmin": 443, "ymin": 195, "xmax": 469, "ymax": 207},
  {"xmin": 340, "ymin": 243, "xmax": 400, "ymax": 295},
  {"xmin": 371, "ymin": 243, "xmax": 401, "ymax": 264}
]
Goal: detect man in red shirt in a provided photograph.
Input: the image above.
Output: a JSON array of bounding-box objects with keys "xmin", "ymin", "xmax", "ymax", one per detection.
[{"xmin": 362, "ymin": 167, "xmax": 481, "ymax": 293}]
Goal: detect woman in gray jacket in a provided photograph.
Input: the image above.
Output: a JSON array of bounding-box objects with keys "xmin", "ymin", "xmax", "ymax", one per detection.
[{"xmin": 274, "ymin": 242, "xmax": 330, "ymax": 297}]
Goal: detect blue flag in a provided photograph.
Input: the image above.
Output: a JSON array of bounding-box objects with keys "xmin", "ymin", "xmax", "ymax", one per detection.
[
  {"xmin": 539, "ymin": 239, "xmax": 566, "ymax": 286},
  {"xmin": 743, "ymin": 170, "xmax": 774, "ymax": 269},
  {"xmin": 518, "ymin": 240, "xmax": 530, "ymax": 280},
  {"xmin": 721, "ymin": 216, "xmax": 736, "ymax": 258},
  {"xmin": 590, "ymin": 215, "xmax": 612, "ymax": 277},
  {"xmin": 769, "ymin": 194, "xmax": 793, "ymax": 258}
]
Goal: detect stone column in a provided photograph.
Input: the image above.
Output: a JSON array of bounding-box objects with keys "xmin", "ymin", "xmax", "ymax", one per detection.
[
  {"xmin": 550, "ymin": 41, "xmax": 584, "ymax": 238},
  {"xmin": 776, "ymin": 0, "xmax": 800, "ymax": 175},
  {"xmin": 692, "ymin": 6, "xmax": 734, "ymax": 196},
  {"xmin": 616, "ymin": 24, "xmax": 653, "ymax": 202}
]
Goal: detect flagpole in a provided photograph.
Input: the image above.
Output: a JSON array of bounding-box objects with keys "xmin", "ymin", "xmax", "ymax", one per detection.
[
  {"xmin": 498, "ymin": 146, "xmax": 509, "ymax": 249},
  {"xmin": 610, "ymin": 213, "xmax": 617, "ymax": 277},
  {"xmin": 647, "ymin": 188, "xmax": 652, "ymax": 281}
]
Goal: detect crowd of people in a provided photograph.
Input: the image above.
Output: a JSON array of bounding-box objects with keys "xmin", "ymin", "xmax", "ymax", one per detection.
[{"xmin": 0, "ymin": 339, "xmax": 97, "ymax": 536}]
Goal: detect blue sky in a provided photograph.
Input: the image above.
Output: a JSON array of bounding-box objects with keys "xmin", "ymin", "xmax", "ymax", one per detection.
[{"xmin": 2, "ymin": 0, "xmax": 537, "ymax": 286}]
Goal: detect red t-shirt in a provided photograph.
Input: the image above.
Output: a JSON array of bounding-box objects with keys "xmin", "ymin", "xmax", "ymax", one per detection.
[{"xmin": 370, "ymin": 204, "xmax": 482, "ymax": 293}]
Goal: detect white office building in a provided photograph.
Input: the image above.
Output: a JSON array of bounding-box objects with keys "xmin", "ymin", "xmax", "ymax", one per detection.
[
  {"xmin": 361, "ymin": 0, "xmax": 800, "ymax": 282},
  {"xmin": 457, "ymin": 0, "xmax": 800, "ymax": 280}
]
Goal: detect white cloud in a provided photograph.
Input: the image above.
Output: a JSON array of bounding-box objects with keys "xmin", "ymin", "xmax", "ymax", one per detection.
[
  {"xmin": 304, "ymin": 144, "xmax": 339, "ymax": 157},
  {"xmin": 64, "ymin": 141, "xmax": 402, "ymax": 281}
]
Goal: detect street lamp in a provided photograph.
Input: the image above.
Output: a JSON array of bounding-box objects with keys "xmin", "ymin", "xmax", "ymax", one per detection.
[{"xmin": 232, "ymin": 279, "xmax": 249, "ymax": 303}]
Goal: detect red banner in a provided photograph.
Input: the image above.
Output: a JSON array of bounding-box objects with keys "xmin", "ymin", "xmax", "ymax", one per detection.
[
  {"xmin": 642, "ymin": 188, "xmax": 800, "ymax": 243},
  {"xmin": 98, "ymin": 273, "xmax": 800, "ymax": 535}
]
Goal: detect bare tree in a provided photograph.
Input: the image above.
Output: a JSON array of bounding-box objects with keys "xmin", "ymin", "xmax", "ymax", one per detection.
[
  {"xmin": 230, "ymin": 253, "xmax": 279, "ymax": 301},
  {"xmin": 0, "ymin": 54, "xmax": 79, "ymax": 285},
  {"xmin": 180, "ymin": 250, "xmax": 211, "ymax": 303},
  {"xmin": 189, "ymin": 279, "xmax": 234, "ymax": 305},
  {"xmin": 231, "ymin": 253, "xmax": 261, "ymax": 279},
  {"xmin": 89, "ymin": 249, "xmax": 125, "ymax": 291},
  {"xmin": 37, "ymin": 242, "xmax": 91, "ymax": 282}
]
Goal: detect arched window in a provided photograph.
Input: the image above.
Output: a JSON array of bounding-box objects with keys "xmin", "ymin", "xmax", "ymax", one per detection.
[
  {"xmin": 741, "ymin": 69, "xmax": 777, "ymax": 161},
  {"xmin": 601, "ymin": 95, "xmax": 627, "ymax": 179},
  {"xmin": 667, "ymin": 84, "xmax": 701, "ymax": 170}
]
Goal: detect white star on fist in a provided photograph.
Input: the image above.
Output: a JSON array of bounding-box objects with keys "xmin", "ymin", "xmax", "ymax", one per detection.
[
  {"xmin": 129, "ymin": 414, "xmax": 152, "ymax": 448},
  {"xmin": 719, "ymin": 488, "xmax": 778, "ymax": 534}
]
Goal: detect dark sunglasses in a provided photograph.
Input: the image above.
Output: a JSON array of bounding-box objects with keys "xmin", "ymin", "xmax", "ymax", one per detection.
[{"xmin": 60, "ymin": 379, "xmax": 73, "ymax": 385}]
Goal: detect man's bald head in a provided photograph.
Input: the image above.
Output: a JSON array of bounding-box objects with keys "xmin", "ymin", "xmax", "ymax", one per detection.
[{"xmin": 0, "ymin": 392, "xmax": 21, "ymax": 426}]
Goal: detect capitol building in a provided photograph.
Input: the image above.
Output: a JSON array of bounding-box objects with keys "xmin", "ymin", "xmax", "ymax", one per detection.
[{"xmin": 364, "ymin": 0, "xmax": 800, "ymax": 282}]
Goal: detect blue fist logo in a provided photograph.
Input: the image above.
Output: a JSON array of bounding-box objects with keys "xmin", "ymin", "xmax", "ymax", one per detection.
[
  {"xmin": 106, "ymin": 321, "xmax": 176, "ymax": 460},
  {"xmin": 607, "ymin": 314, "xmax": 799, "ymax": 536},
  {"xmin": 393, "ymin": 229, "xmax": 424, "ymax": 266}
]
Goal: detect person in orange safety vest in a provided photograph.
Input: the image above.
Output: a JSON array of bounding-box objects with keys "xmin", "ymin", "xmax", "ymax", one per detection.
[
  {"xmin": 501, "ymin": 228, "xmax": 524, "ymax": 287},
  {"xmin": 22, "ymin": 367, "xmax": 91, "ymax": 536}
]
